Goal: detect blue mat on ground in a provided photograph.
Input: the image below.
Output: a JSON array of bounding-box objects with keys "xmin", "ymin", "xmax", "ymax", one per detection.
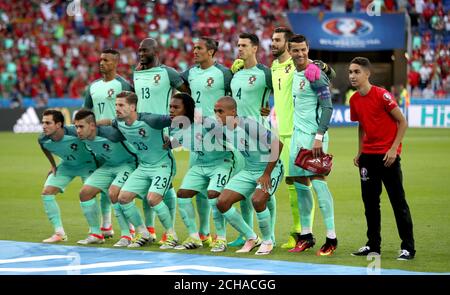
[{"xmin": 0, "ymin": 240, "xmax": 444, "ymax": 275}]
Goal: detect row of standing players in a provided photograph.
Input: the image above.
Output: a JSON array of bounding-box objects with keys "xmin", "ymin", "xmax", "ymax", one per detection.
[{"xmin": 38, "ymin": 28, "xmax": 415, "ymax": 259}]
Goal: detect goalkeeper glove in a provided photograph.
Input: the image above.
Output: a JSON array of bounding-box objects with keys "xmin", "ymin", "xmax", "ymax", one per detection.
[{"xmin": 230, "ymin": 59, "xmax": 244, "ymax": 74}]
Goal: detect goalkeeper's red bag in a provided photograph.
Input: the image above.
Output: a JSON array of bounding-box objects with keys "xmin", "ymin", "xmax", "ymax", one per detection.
[{"xmin": 294, "ymin": 148, "xmax": 333, "ymax": 176}]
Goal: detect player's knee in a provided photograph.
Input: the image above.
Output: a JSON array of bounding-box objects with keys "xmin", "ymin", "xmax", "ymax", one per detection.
[
  {"xmin": 42, "ymin": 186, "xmax": 59, "ymax": 195},
  {"xmin": 108, "ymin": 188, "xmax": 119, "ymax": 203},
  {"xmin": 216, "ymin": 197, "xmax": 230, "ymax": 213},
  {"xmin": 177, "ymin": 189, "xmax": 189, "ymax": 199},
  {"xmin": 79, "ymin": 187, "xmax": 95, "ymax": 201},
  {"xmin": 118, "ymin": 192, "xmax": 132, "ymax": 204},
  {"xmin": 252, "ymin": 197, "xmax": 266, "ymax": 212},
  {"xmin": 207, "ymin": 191, "xmax": 220, "ymax": 199}
]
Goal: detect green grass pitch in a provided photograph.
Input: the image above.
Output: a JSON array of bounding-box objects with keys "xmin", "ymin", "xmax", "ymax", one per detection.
[{"xmin": 0, "ymin": 127, "xmax": 449, "ymax": 273}]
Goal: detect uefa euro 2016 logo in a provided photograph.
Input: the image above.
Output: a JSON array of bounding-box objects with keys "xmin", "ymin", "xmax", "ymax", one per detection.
[
  {"xmin": 322, "ymin": 18, "xmax": 373, "ymax": 37},
  {"xmin": 360, "ymin": 167, "xmax": 369, "ymax": 181}
]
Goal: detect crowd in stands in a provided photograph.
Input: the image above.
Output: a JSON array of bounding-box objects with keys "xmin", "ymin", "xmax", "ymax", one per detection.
[
  {"xmin": 0, "ymin": 0, "xmax": 290, "ymax": 105},
  {"xmin": 406, "ymin": 0, "xmax": 450, "ymax": 99},
  {"xmin": 0, "ymin": 0, "xmax": 448, "ymax": 107}
]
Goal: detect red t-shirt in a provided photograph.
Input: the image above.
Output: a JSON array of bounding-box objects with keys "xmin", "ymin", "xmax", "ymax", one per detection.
[{"xmin": 350, "ymin": 86, "xmax": 402, "ymax": 155}]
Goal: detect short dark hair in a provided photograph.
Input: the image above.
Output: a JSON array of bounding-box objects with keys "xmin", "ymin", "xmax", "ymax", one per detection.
[
  {"xmin": 239, "ymin": 32, "xmax": 259, "ymax": 47},
  {"xmin": 117, "ymin": 91, "xmax": 138, "ymax": 106},
  {"xmin": 102, "ymin": 48, "xmax": 120, "ymax": 57},
  {"xmin": 172, "ymin": 92, "xmax": 195, "ymax": 123},
  {"xmin": 274, "ymin": 27, "xmax": 294, "ymax": 41},
  {"xmin": 288, "ymin": 34, "xmax": 309, "ymax": 49},
  {"xmin": 199, "ymin": 37, "xmax": 219, "ymax": 57},
  {"xmin": 74, "ymin": 109, "xmax": 96, "ymax": 124},
  {"xmin": 350, "ymin": 57, "xmax": 372, "ymax": 71},
  {"xmin": 43, "ymin": 109, "xmax": 64, "ymax": 127}
]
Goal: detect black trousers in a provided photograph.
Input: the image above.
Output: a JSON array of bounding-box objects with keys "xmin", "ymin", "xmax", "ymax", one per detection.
[{"xmin": 358, "ymin": 153, "xmax": 415, "ymax": 254}]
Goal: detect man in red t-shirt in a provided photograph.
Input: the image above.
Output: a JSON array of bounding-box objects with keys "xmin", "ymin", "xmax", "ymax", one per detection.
[{"xmin": 348, "ymin": 57, "xmax": 415, "ymax": 260}]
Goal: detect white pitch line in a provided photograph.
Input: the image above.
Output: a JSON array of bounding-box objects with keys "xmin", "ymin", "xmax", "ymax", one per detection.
[
  {"xmin": 0, "ymin": 260, "xmax": 151, "ymax": 273},
  {"xmin": 89, "ymin": 265, "xmax": 272, "ymax": 275},
  {"xmin": 0, "ymin": 255, "xmax": 78, "ymax": 264}
]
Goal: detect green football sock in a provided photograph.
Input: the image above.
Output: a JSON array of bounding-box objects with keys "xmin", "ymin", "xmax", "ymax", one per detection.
[
  {"xmin": 294, "ymin": 182, "xmax": 314, "ymax": 231},
  {"xmin": 142, "ymin": 198, "xmax": 156, "ymax": 227},
  {"xmin": 153, "ymin": 201, "xmax": 174, "ymax": 231},
  {"xmin": 267, "ymin": 194, "xmax": 276, "ymax": 243},
  {"xmin": 100, "ymin": 192, "xmax": 112, "ymax": 228},
  {"xmin": 209, "ymin": 198, "xmax": 226, "ymax": 238},
  {"xmin": 178, "ymin": 198, "xmax": 198, "ymax": 235},
  {"xmin": 163, "ymin": 188, "xmax": 177, "ymax": 227},
  {"xmin": 312, "ymin": 179, "xmax": 335, "ymax": 233},
  {"xmin": 196, "ymin": 192, "xmax": 211, "ymax": 236},
  {"xmin": 223, "ymin": 207, "xmax": 256, "ymax": 240},
  {"xmin": 112, "ymin": 203, "xmax": 131, "ymax": 237},
  {"xmin": 120, "ymin": 200, "xmax": 144, "ymax": 228},
  {"xmin": 288, "ymin": 184, "xmax": 302, "ymax": 233},
  {"xmin": 240, "ymin": 197, "xmax": 254, "ymax": 230},
  {"xmin": 256, "ymin": 208, "xmax": 272, "ymax": 242},
  {"xmin": 42, "ymin": 195, "xmax": 63, "ymax": 231},
  {"xmin": 80, "ymin": 199, "xmax": 101, "ymax": 235}
]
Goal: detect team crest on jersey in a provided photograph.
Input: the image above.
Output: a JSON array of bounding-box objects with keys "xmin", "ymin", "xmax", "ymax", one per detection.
[
  {"xmin": 70, "ymin": 143, "xmax": 78, "ymax": 151},
  {"xmin": 107, "ymin": 88, "xmax": 114, "ymax": 99},
  {"xmin": 138, "ymin": 128, "xmax": 147, "ymax": 137},
  {"xmin": 285, "ymin": 64, "xmax": 292, "ymax": 73},
  {"xmin": 206, "ymin": 77, "xmax": 214, "ymax": 88},
  {"xmin": 248, "ymin": 75, "xmax": 257, "ymax": 85},
  {"xmin": 153, "ymin": 74, "xmax": 161, "ymax": 85},
  {"xmin": 102, "ymin": 143, "xmax": 111, "ymax": 151},
  {"xmin": 299, "ymin": 79, "xmax": 306, "ymax": 90}
]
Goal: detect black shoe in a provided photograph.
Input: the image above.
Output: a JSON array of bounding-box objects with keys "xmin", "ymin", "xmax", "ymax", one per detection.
[
  {"xmin": 397, "ymin": 249, "xmax": 415, "ymax": 260},
  {"xmin": 351, "ymin": 245, "xmax": 380, "ymax": 256}
]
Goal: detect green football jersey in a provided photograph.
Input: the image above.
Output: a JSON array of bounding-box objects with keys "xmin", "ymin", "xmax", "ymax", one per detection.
[
  {"xmin": 38, "ymin": 127, "xmax": 97, "ymax": 168},
  {"xmin": 223, "ymin": 117, "xmax": 275, "ymax": 171},
  {"xmin": 271, "ymin": 58, "xmax": 295, "ymax": 136},
  {"xmin": 171, "ymin": 121, "xmax": 234, "ymax": 167},
  {"xmin": 75, "ymin": 126, "xmax": 138, "ymax": 167},
  {"xmin": 112, "ymin": 113, "xmax": 174, "ymax": 167},
  {"xmin": 133, "ymin": 65, "xmax": 184, "ymax": 115},
  {"xmin": 292, "ymin": 70, "xmax": 330, "ymax": 134},
  {"xmin": 182, "ymin": 63, "xmax": 232, "ymax": 117},
  {"xmin": 230, "ymin": 64, "xmax": 272, "ymax": 119},
  {"xmin": 83, "ymin": 75, "xmax": 133, "ymax": 120}
]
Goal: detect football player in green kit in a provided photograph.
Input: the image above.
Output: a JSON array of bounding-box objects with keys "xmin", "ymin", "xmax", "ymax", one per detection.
[
  {"xmin": 287, "ymin": 35, "xmax": 338, "ymax": 256},
  {"xmin": 180, "ymin": 37, "xmax": 233, "ymax": 247},
  {"xmin": 73, "ymin": 109, "xmax": 138, "ymax": 247},
  {"xmin": 39, "ymin": 109, "xmax": 98, "ymax": 243},
  {"xmin": 83, "ymin": 48, "xmax": 134, "ymax": 239},
  {"xmin": 214, "ymin": 96, "xmax": 284, "ymax": 255},
  {"xmin": 228, "ymin": 32, "xmax": 276, "ymax": 247},
  {"xmin": 133, "ymin": 38, "xmax": 190, "ymax": 243},
  {"xmin": 168, "ymin": 93, "xmax": 236, "ymax": 252}
]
